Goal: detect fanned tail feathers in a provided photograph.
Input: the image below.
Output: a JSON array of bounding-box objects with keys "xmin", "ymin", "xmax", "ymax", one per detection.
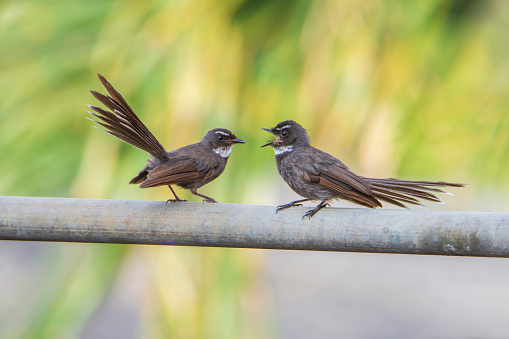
[
  {"xmin": 86, "ymin": 74, "xmax": 168, "ymax": 161},
  {"xmin": 364, "ymin": 177, "xmax": 465, "ymax": 208}
]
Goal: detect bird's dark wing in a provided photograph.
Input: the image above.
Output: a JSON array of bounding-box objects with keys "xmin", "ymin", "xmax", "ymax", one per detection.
[
  {"xmin": 296, "ymin": 149, "xmax": 382, "ymax": 208},
  {"xmin": 291, "ymin": 148, "xmax": 464, "ymax": 208},
  {"xmin": 139, "ymin": 155, "xmax": 220, "ymax": 188}
]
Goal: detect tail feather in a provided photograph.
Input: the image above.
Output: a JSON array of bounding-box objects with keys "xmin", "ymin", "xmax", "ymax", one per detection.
[
  {"xmin": 94, "ymin": 75, "xmax": 164, "ymax": 154},
  {"xmin": 368, "ymin": 182, "xmax": 445, "ymax": 202},
  {"xmin": 371, "ymin": 187, "xmax": 423, "ymax": 204},
  {"xmin": 86, "ymin": 107, "xmax": 150, "ymax": 152},
  {"xmin": 372, "ymin": 194, "xmax": 411, "ymax": 208},
  {"xmin": 371, "ymin": 182, "xmax": 448, "ymax": 194},
  {"xmin": 368, "ymin": 178, "xmax": 464, "ymax": 188},
  {"xmin": 87, "ymin": 74, "xmax": 168, "ymax": 161},
  {"xmin": 365, "ymin": 178, "xmax": 465, "ymax": 208},
  {"xmin": 89, "ymin": 90, "xmax": 164, "ymax": 156}
]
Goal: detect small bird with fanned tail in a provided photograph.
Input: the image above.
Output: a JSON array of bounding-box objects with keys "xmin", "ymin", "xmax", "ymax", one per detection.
[
  {"xmin": 262, "ymin": 120, "xmax": 464, "ymax": 219},
  {"xmin": 86, "ymin": 74, "xmax": 245, "ymax": 203}
]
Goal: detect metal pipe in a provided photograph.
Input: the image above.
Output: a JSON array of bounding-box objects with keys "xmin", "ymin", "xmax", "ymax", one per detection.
[{"xmin": 0, "ymin": 196, "xmax": 508, "ymax": 257}]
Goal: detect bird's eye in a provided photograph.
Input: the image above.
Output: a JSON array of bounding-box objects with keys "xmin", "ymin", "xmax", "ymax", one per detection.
[
  {"xmin": 281, "ymin": 130, "xmax": 289, "ymax": 138},
  {"xmin": 217, "ymin": 135, "xmax": 224, "ymax": 141}
]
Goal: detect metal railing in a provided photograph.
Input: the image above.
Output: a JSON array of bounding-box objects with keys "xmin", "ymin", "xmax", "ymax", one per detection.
[{"xmin": 1, "ymin": 196, "xmax": 508, "ymax": 257}]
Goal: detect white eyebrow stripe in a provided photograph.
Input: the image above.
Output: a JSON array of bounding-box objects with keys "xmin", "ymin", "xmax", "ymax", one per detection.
[
  {"xmin": 275, "ymin": 125, "xmax": 292, "ymax": 131},
  {"xmin": 215, "ymin": 131, "xmax": 230, "ymax": 136}
]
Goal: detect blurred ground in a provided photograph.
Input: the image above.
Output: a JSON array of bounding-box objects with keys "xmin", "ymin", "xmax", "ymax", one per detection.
[
  {"xmin": 4, "ymin": 239, "xmax": 509, "ymax": 339},
  {"xmin": 269, "ymin": 250, "xmax": 509, "ymax": 339}
]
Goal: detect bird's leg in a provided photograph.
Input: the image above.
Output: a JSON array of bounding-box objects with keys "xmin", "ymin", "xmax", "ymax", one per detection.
[
  {"xmin": 302, "ymin": 200, "xmax": 330, "ymax": 219},
  {"xmin": 276, "ymin": 199, "xmax": 310, "ymax": 213},
  {"xmin": 190, "ymin": 188, "xmax": 217, "ymax": 203},
  {"xmin": 166, "ymin": 185, "xmax": 187, "ymax": 204}
]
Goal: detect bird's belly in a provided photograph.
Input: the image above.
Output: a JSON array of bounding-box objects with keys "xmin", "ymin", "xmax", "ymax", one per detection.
[
  {"xmin": 277, "ymin": 158, "xmax": 335, "ymax": 201},
  {"xmin": 177, "ymin": 182, "xmax": 197, "ymax": 189},
  {"xmin": 177, "ymin": 175, "xmax": 217, "ymax": 190}
]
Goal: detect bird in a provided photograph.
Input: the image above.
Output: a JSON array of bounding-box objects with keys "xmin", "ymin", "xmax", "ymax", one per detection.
[
  {"xmin": 261, "ymin": 120, "xmax": 464, "ymax": 219},
  {"xmin": 85, "ymin": 74, "xmax": 245, "ymax": 203}
]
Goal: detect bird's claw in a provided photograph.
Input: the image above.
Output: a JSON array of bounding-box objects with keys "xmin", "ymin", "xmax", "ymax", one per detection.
[
  {"xmin": 203, "ymin": 198, "xmax": 217, "ymax": 203},
  {"xmin": 276, "ymin": 202, "xmax": 303, "ymax": 213},
  {"xmin": 166, "ymin": 198, "xmax": 187, "ymax": 204},
  {"xmin": 302, "ymin": 203, "xmax": 330, "ymax": 219},
  {"xmin": 302, "ymin": 210, "xmax": 315, "ymax": 219}
]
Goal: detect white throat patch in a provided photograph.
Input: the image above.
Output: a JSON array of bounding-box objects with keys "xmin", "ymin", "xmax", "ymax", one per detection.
[
  {"xmin": 213, "ymin": 146, "xmax": 232, "ymax": 158},
  {"xmin": 273, "ymin": 145, "xmax": 293, "ymax": 155}
]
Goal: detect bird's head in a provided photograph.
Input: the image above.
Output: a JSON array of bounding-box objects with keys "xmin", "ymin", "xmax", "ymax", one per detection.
[
  {"xmin": 261, "ymin": 120, "xmax": 310, "ymax": 155},
  {"xmin": 202, "ymin": 128, "xmax": 245, "ymax": 158}
]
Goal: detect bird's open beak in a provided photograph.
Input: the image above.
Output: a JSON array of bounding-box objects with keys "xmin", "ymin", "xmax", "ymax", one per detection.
[
  {"xmin": 261, "ymin": 128, "xmax": 275, "ymax": 148},
  {"xmin": 230, "ymin": 138, "xmax": 245, "ymax": 144}
]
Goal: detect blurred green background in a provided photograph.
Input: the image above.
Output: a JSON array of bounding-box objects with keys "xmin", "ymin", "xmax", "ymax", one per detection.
[{"xmin": 1, "ymin": 0, "xmax": 508, "ymax": 338}]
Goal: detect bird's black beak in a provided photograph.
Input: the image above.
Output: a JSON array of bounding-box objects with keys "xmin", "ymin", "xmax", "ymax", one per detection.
[
  {"xmin": 261, "ymin": 128, "xmax": 275, "ymax": 148},
  {"xmin": 230, "ymin": 138, "xmax": 245, "ymax": 144}
]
